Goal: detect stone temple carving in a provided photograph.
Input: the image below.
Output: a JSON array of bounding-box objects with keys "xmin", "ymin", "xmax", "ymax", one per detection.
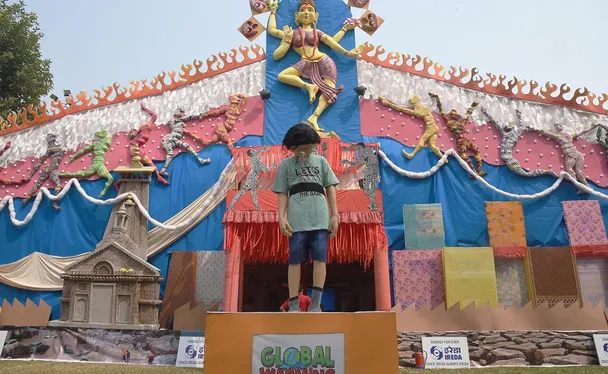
[{"xmin": 50, "ymin": 166, "xmax": 162, "ymax": 330}]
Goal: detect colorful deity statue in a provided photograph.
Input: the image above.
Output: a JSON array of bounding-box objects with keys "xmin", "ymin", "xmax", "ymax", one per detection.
[
  {"xmin": 191, "ymin": 94, "xmax": 248, "ymax": 150},
  {"xmin": 379, "ymin": 96, "xmax": 445, "ymax": 161},
  {"xmin": 129, "ymin": 102, "xmax": 168, "ymax": 185},
  {"xmin": 61, "ymin": 129, "xmax": 114, "ymax": 198},
  {"xmin": 481, "ymin": 107, "xmax": 556, "ymax": 178},
  {"xmin": 267, "ymin": 0, "xmax": 362, "ymax": 135},
  {"xmin": 23, "ymin": 134, "xmax": 64, "ymax": 210},
  {"xmin": 429, "ymin": 93, "xmax": 487, "ymax": 178},
  {"xmin": 536, "ymin": 124, "xmax": 588, "ymax": 193},
  {"xmin": 159, "ymin": 108, "xmax": 210, "ymax": 177}
]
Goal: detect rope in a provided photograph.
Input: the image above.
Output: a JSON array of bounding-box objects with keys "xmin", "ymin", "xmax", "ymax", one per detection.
[
  {"xmin": 378, "ymin": 149, "xmax": 608, "ymax": 201},
  {"xmin": 0, "ymin": 160, "xmax": 235, "ymax": 229}
]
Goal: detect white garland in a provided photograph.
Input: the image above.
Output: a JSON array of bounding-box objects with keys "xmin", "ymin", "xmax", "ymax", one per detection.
[
  {"xmin": 379, "ymin": 149, "xmax": 608, "ymax": 200},
  {"xmin": 0, "ymin": 160, "xmax": 234, "ymax": 228}
]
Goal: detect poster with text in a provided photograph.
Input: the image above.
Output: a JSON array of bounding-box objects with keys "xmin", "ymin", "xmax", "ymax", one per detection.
[
  {"xmin": 421, "ymin": 336, "xmax": 469, "ymax": 369},
  {"xmin": 252, "ymin": 333, "xmax": 344, "ymax": 374},
  {"xmin": 176, "ymin": 336, "xmax": 205, "ymax": 368},
  {"xmin": 593, "ymin": 334, "xmax": 608, "ymax": 366}
]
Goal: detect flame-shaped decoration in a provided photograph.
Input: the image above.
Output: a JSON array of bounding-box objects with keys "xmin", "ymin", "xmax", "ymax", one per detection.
[
  {"xmin": 0, "ymin": 45, "xmax": 265, "ymax": 137},
  {"xmin": 358, "ymin": 43, "xmax": 608, "ymax": 116}
]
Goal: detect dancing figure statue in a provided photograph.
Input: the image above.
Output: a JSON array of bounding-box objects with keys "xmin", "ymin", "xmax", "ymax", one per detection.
[
  {"xmin": 267, "ymin": 0, "xmax": 362, "ymax": 133},
  {"xmin": 191, "ymin": 94, "xmax": 248, "ymax": 149},
  {"xmin": 537, "ymin": 124, "xmax": 588, "ymax": 193},
  {"xmin": 129, "ymin": 102, "xmax": 168, "ymax": 185},
  {"xmin": 481, "ymin": 107, "xmax": 556, "ymax": 178},
  {"xmin": 379, "ymin": 96, "xmax": 444, "ymax": 161},
  {"xmin": 61, "ymin": 129, "xmax": 114, "ymax": 198},
  {"xmin": 340, "ymin": 142, "xmax": 379, "ymax": 211},
  {"xmin": 22, "ymin": 134, "xmax": 63, "ymax": 210},
  {"xmin": 159, "ymin": 108, "xmax": 210, "ymax": 177},
  {"xmin": 429, "ymin": 93, "xmax": 487, "ymax": 178},
  {"xmin": 228, "ymin": 147, "xmax": 276, "ymax": 210}
]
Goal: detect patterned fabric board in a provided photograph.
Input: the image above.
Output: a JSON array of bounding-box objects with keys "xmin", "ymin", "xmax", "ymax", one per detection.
[
  {"xmin": 525, "ymin": 247, "xmax": 581, "ymax": 308},
  {"xmin": 159, "ymin": 251, "xmax": 196, "ymax": 327},
  {"xmin": 494, "ymin": 258, "xmax": 530, "ymax": 307},
  {"xmin": 442, "ymin": 247, "xmax": 498, "ymax": 308},
  {"xmin": 484, "ymin": 201, "xmax": 527, "ymax": 247},
  {"xmin": 576, "ymin": 258, "xmax": 608, "ymax": 307},
  {"xmin": 392, "ymin": 249, "xmax": 445, "ymax": 309},
  {"xmin": 403, "ymin": 204, "xmax": 445, "ymax": 250},
  {"xmin": 195, "ymin": 251, "xmax": 226, "ymax": 308},
  {"xmin": 562, "ymin": 200, "xmax": 608, "ymax": 246}
]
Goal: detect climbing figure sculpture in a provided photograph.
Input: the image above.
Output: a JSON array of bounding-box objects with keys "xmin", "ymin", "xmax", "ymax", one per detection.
[
  {"xmin": 379, "ymin": 96, "xmax": 444, "ymax": 162},
  {"xmin": 429, "ymin": 93, "xmax": 486, "ymax": 178},
  {"xmin": 481, "ymin": 107, "xmax": 556, "ymax": 178},
  {"xmin": 61, "ymin": 128, "xmax": 114, "ymax": 198},
  {"xmin": 0, "ymin": 141, "xmax": 10, "ymax": 159},
  {"xmin": 159, "ymin": 108, "xmax": 210, "ymax": 177},
  {"xmin": 228, "ymin": 147, "xmax": 276, "ymax": 210},
  {"xmin": 340, "ymin": 142, "xmax": 379, "ymax": 210},
  {"xmin": 191, "ymin": 94, "xmax": 247, "ymax": 150},
  {"xmin": 23, "ymin": 134, "xmax": 64, "ymax": 210},
  {"xmin": 129, "ymin": 102, "xmax": 168, "ymax": 185}
]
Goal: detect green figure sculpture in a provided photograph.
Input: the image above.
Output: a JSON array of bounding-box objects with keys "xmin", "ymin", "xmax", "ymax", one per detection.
[{"xmin": 61, "ymin": 128, "xmax": 114, "ymax": 197}]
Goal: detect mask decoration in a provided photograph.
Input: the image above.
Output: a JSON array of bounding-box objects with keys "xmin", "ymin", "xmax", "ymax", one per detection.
[
  {"xmin": 238, "ymin": 17, "xmax": 265, "ymax": 41},
  {"xmin": 249, "ymin": 0, "xmax": 270, "ymax": 15},
  {"xmin": 347, "ymin": 0, "xmax": 370, "ymax": 9},
  {"xmin": 358, "ymin": 10, "xmax": 383, "ymax": 35}
]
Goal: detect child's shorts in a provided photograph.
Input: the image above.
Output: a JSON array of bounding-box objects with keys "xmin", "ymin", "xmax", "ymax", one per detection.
[{"xmin": 288, "ymin": 229, "xmax": 329, "ymax": 264}]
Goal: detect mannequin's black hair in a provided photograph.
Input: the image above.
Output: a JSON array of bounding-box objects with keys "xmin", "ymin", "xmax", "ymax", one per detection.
[{"xmin": 282, "ymin": 122, "xmax": 321, "ymax": 150}]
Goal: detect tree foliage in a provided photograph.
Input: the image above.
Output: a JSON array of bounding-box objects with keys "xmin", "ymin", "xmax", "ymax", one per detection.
[{"xmin": 0, "ymin": 0, "xmax": 53, "ymax": 117}]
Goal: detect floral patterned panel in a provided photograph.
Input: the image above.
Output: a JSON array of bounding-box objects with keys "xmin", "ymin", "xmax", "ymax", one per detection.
[
  {"xmin": 495, "ymin": 258, "xmax": 530, "ymax": 307},
  {"xmin": 392, "ymin": 249, "xmax": 445, "ymax": 309},
  {"xmin": 562, "ymin": 200, "xmax": 608, "ymax": 244},
  {"xmin": 577, "ymin": 258, "xmax": 608, "ymax": 307},
  {"xmin": 195, "ymin": 251, "xmax": 226, "ymax": 308},
  {"xmin": 403, "ymin": 204, "xmax": 445, "ymax": 250}
]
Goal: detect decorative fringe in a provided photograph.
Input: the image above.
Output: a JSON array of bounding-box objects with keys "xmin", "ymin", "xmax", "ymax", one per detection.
[
  {"xmin": 224, "ymin": 222, "xmax": 387, "ymax": 269},
  {"xmin": 493, "ymin": 246, "xmax": 526, "ymax": 259},
  {"xmin": 572, "ymin": 244, "xmax": 608, "ymax": 257},
  {"xmin": 223, "ymin": 210, "xmax": 383, "ymax": 224}
]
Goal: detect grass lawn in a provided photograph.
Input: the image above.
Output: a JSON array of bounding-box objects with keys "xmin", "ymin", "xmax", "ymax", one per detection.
[{"xmin": 0, "ymin": 361, "xmax": 606, "ymax": 373}]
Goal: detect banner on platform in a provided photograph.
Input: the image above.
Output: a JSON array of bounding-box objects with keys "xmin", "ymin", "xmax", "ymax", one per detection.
[
  {"xmin": 176, "ymin": 336, "xmax": 205, "ymax": 368},
  {"xmin": 0, "ymin": 331, "xmax": 7, "ymax": 348},
  {"xmin": 421, "ymin": 336, "xmax": 469, "ymax": 369},
  {"xmin": 252, "ymin": 333, "xmax": 345, "ymax": 374},
  {"xmin": 594, "ymin": 334, "xmax": 608, "ymax": 366}
]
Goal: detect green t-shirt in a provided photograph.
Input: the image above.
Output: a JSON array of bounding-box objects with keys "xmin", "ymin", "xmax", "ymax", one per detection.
[{"xmin": 272, "ymin": 154, "xmax": 340, "ymax": 233}]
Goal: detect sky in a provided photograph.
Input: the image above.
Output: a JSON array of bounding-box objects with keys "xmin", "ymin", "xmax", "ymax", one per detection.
[{"xmin": 21, "ymin": 0, "xmax": 608, "ymax": 101}]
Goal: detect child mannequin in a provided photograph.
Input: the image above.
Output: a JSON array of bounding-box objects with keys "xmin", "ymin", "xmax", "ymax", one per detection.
[{"xmin": 272, "ymin": 123, "xmax": 340, "ymax": 312}]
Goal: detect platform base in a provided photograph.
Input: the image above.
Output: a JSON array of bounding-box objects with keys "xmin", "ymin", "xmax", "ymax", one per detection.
[
  {"xmin": 204, "ymin": 311, "xmax": 399, "ymax": 374},
  {"xmin": 48, "ymin": 320, "xmax": 159, "ymax": 330}
]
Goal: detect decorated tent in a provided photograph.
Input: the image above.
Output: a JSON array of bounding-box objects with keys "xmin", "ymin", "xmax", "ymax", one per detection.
[{"xmin": 1, "ymin": 0, "xmax": 608, "ymax": 321}]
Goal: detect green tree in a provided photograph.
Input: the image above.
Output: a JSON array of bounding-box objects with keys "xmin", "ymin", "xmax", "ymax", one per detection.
[{"xmin": 0, "ymin": 0, "xmax": 53, "ymax": 118}]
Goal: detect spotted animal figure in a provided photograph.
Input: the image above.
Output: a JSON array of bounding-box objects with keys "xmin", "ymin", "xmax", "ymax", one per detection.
[
  {"xmin": 340, "ymin": 142, "xmax": 379, "ymax": 211},
  {"xmin": 228, "ymin": 147, "xmax": 276, "ymax": 210},
  {"xmin": 191, "ymin": 94, "xmax": 248, "ymax": 150}
]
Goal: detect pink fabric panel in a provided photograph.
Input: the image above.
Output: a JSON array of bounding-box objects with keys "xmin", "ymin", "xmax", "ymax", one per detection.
[
  {"xmin": 392, "ymin": 249, "xmax": 445, "ymax": 309},
  {"xmin": 562, "ymin": 200, "xmax": 608, "ymax": 246}
]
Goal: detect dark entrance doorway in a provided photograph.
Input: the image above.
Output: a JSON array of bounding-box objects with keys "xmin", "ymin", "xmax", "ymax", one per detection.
[{"xmin": 241, "ymin": 262, "xmax": 376, "ymax": 312}]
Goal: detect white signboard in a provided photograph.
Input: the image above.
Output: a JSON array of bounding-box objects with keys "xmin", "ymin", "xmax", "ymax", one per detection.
[
  {"xmin": 421, "ymin": 336, "xmax": 469, "ymax": 369},
  {"xmin": 176, "ymin": 336, "xmax": 205, "ymax": 368},
  {"xmin": 252, "ymin": 333, "xmax": 344, "ymax": 374},
  {"xmin": 593, "ymin": 334, "xmax": 608, "ymax": 366}
]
